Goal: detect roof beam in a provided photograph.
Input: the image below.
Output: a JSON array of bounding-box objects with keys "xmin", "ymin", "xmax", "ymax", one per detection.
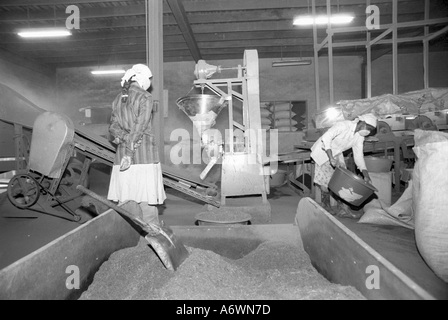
[
  {"xmin": 166, "ymin": 0, "xmax": 201, "ymax": 62},
  {"xmin": 0, "ymin": 11, "xmax": 440, "ymax": 35},
  {"xmin": 0, "ymin": 1, "xmax": 427, "ymax": 23},
  {"xmin": 0, "ymin": 0, "xmax": 141, "ymax": 6},
  {"xmin": 0, "ymin": 0, "xmax": 414, "ymax": 9}
]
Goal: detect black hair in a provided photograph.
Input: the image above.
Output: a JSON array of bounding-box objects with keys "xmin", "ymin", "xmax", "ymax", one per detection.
[{"xmin": 121, "ymin": 76, "xmax": 135, "ymax": 103}]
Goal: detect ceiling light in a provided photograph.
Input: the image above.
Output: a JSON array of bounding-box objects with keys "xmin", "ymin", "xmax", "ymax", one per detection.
[
  {"xmin": 17, "ymin": 28, "xmax": 72, "ymax": 38},
  {"xmin": 91, "ymin": 69, "xmax": 126, "ymax": 75},
  {"xmin": 272, "ymin": 59, "xmax": 312, "ymax": 67},
  {"xmin": 293, "ymin": 14, "xmax": 354, "ymax": 26}
]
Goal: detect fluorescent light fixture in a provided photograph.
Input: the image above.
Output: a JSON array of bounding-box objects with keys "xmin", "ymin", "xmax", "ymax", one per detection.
[
  {"xmin": 293, "ymin": 14, "xmax": 354, "ymax": 26},
  {"xmin": 17, "ymin": 28, "xmax": 72, "ymax": 38},
  {"xmin": 91, "ymin": 69, "xmax": 126, "ymax": 75},
  {"xmin": 272, "ymin": 59, "xmax": 312, "ymax": 67}
]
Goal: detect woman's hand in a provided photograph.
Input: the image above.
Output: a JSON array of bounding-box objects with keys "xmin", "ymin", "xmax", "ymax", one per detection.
[
  {"xmin": 112, "ymin": 137, "xmax": 121, "ymax": 145},
  {"xmin": 329, "ymin": 157, "xmax": 339, "ymax": 169},
  {"xmin": 120, "ymin": 155, "xmax": 132, "ymax": 172},
  {"xmin": 326, "ymin": 149, "xmax": 339, "ymax": 169},
  {"xmin": 362, "ymin": 170, "xmax": 372, "ymax": 185}
]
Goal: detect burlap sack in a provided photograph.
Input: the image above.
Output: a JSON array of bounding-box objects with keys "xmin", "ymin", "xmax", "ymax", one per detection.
[
  {"xmin": 277, "ymin": 126, "xmax": 298, "ymax": 132},
  {"xmin": 275, "ymin": 119, "xmax": 298, "ymax": 127},
  {"xmin": 261, "ymin": 108, "xmax": 271, "ymax": 117},
  {"xmin": 273, "ymin": 111, "xmax": 296, "ymax": 120},
  {"xmin": 413, "ymin": 129, "xmax": 448, "ymax": 283},
  {"xmin": 270, "ymin": 103, "xmax": 291, "ymax": 112},
  {"xmin": 261, "ymin": 117, "xmax": 272, "ymax": 125}
]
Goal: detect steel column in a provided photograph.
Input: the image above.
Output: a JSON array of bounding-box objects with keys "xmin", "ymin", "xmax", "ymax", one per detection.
[
  {"xmin": 145, "ymin": 0, "xmax": 165, "ymax": 162},
  {"xmin": 312, "ymin": 0, "xmax": 320, "ymax": 111}
]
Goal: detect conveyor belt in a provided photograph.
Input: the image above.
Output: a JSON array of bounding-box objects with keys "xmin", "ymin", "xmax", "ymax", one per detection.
[
  {"xmin": 0, "ymin": 83, "xmax": 220, "ymax": 207},
  {"xmin": 74, "ymin": 126, "xmax": 220, "ymax": 207}
]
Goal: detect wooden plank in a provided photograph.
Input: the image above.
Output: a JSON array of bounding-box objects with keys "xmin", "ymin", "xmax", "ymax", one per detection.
[
  {"xmin": 296, "ymin": 197, "xmax": 437, "ymax": 300},
  {"xmin": 0, "ymin": 206, "xmax": 140, "ymax": 300}
]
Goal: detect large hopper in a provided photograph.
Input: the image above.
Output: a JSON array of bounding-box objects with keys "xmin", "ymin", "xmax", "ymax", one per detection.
[{"xmin": 176, "ymin": 94, "xmax": 228, "ymax": 137}]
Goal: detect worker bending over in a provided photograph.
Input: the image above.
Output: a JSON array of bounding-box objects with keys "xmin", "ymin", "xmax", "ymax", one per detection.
[{"xmin": 310, "ymin": 113, "xmax": 378, "ymax": 218}]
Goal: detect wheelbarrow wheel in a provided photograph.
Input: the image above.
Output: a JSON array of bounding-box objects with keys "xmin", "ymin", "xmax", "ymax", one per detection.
[{"xmin": 7, "ymin": 173, "xmax": 40, "ymax": 209}]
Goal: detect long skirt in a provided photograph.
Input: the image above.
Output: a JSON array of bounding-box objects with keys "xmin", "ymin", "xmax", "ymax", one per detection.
[
  {"xmin": 107, "ymin": 163, "xmax": 166, "ymax": 205},
  {"xmin": 314, "ymin": 154, "xmax": 346, "ymax": 189}
]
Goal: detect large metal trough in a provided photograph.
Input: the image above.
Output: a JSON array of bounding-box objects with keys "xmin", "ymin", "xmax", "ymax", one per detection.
[
  {"xmin": 1, "ymin": 197, "xmax": 447, "ymax": 300},
  {"xmin": 0, "ymin": 204, "xmax": 301, "ymax": 300}
]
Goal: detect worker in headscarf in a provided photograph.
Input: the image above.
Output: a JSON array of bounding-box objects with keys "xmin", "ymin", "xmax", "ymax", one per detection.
[
  {"xmin": 310, "ymin": 113, "xmax": 378, "ymax": 218},
  {"xmin": 107, "ymin": 64, "xmax": 166, "ymax": 225}
]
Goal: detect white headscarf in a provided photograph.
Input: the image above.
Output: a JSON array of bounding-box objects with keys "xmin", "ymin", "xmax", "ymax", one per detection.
[
  {"xmin": 121, "ymin": 64, "xmax": 153, "ymax": 90},
  {"xmin": 358, "ymin": 113, "xmax": 378, "ymax": 128}
]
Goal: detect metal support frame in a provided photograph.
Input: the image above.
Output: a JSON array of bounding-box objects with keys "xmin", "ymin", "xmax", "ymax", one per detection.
[
  {"xmin": 309, "ymin": 0, "xmax": 448, "ymax": 192},
  {"xmin": 145, "ymin": 0, "xmax": 165, "ymax": 163},
  {"xmin": 366, "ymin": 0, "xmax": 372, "ymax": 98},
  {"xmin": 13, "ymin": 124, "xmax": 27, "ymax": 171},
  {"xmin": 193, "ymin": 50, "xmax": 269, "ymax": 206},
  {"xmin": 312, "ymin": 0, "xmax": 320, "ymax": 111},
  {"xmin": 312, "ymin": 0, "xmax": 448, "ymax": 104},
  {"xmin": 194, "ymin": 76, "xmax": 245, "ymax": 154}
]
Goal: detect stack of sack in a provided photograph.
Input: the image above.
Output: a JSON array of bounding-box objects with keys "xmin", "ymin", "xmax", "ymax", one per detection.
[
  {"xmin": 271, "ymin": 102, "xmax": 298, "ymax": 132},
  {"xmin": 260, "ymin": 102, "xmax": 273, "ymax": 130}
]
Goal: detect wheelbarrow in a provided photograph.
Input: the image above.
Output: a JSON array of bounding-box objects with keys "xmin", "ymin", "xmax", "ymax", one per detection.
[{"xmin": 7, "ymin": 112, "xmax": 85, "ymax": 222}]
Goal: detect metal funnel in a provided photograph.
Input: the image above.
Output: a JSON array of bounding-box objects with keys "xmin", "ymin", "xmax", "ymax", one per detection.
[
  {"xmin": 176, "ymin": 94, "xmax": 228, "ymax": 136},
  {"xmin": 176, "ymin": 94, "xmax": 227, "ymax": 118}
]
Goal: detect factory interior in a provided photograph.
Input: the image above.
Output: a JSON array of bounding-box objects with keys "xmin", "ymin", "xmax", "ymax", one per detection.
[{"xmin": 0, "ymin": 0, "xmax": 448, "ymax": 301}]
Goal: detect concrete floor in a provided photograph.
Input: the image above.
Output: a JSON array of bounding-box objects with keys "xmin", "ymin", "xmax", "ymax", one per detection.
[{"xmin": 0, "ymin": 164, "xmax": 303, "ymax": 270}]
